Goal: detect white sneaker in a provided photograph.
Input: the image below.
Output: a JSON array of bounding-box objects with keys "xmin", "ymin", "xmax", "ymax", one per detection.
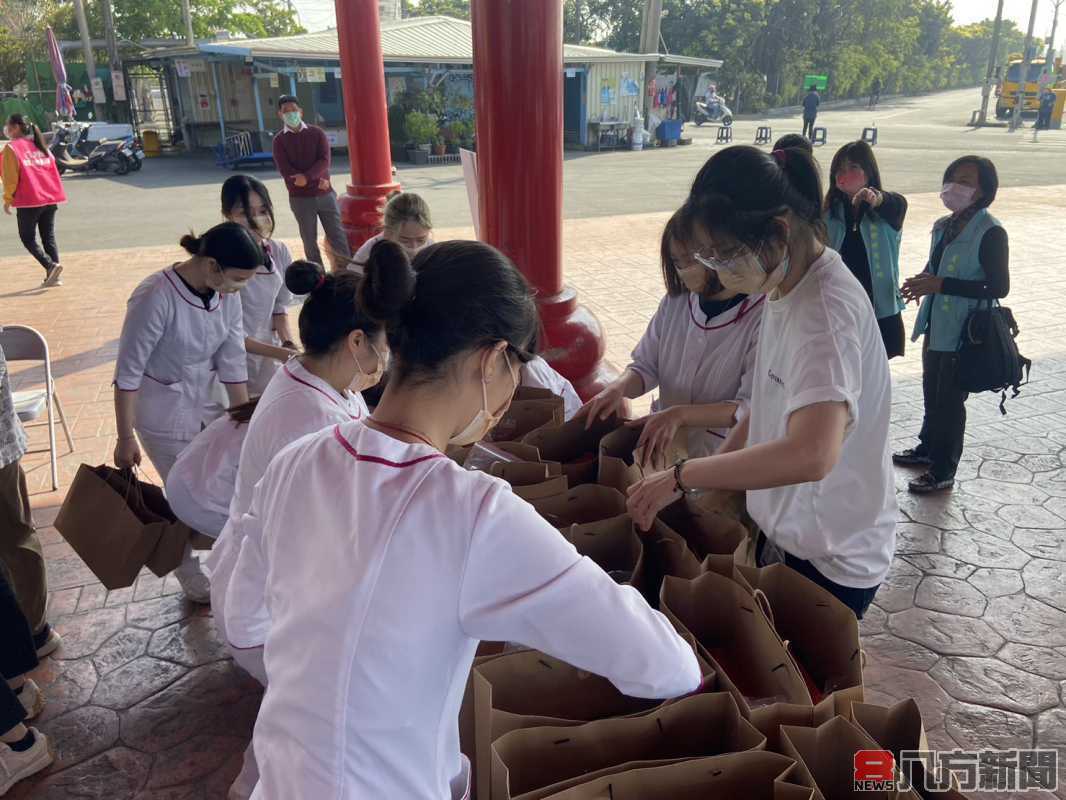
[
  {"xmin": 14, "ymin": 680, "xmax": 43, "ymax": 721},
  {"xmin": 0, "ymin": 728, "xmax": 53, "ymax": 795},
  {"xmin": 174, "ymin": 555, "xmax": 211, "ymax": 604},
  {"xmin": 41, "ymin": 265, "xmax": 63, "ymax": 287},
  {"xmin": 34, "ymin": 628, "xmax": 62, "ymax": 660}
]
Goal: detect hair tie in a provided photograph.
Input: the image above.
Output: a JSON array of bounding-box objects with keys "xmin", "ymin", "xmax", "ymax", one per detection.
[
  {"xmin": 315, "ymin": 274, "xmax": 326, "ymax": 290},
  {"xmin": 771, "ymin": 149, "xmax": 788, "ymax": 167}
]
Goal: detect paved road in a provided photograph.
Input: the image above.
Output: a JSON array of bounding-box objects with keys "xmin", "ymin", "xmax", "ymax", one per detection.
[{"xmin": 3, "ymin": 86, "xmax": 1065, "ymax": 252}]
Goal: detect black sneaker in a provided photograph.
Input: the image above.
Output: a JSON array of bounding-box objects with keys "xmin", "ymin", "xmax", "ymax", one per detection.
[
  {"xmin": 893, "ymin": 448, "xmax": 932, "ymax": 467},
  {"xmin": 908, "ymin": 472, "xmax": 955, "ymax": 494}
]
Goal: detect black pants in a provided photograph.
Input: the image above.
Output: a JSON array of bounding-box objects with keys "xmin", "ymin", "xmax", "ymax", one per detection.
[
  {"xmin": 917, "ymin": 340, "xmax": 968, "ymax": 481},
  {"xmin": 0, "ymin": 564, "xmax": 38, "ymax": 732},
  {"xmin": 756, "ymin": 532, "xmax": 879, "ymax": 619},
  {"xmin": 16, "ymin": 205, "xmax": 59, "ymax": 272},
  {"xmin": 802, "ymin": 115, "xmax": 817, "ymax": 139}
]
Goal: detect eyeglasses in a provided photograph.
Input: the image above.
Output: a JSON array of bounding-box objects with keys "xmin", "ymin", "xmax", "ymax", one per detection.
[{"xmin": 692, "ymin": 242, "xmax": 761, "ymax": 273}]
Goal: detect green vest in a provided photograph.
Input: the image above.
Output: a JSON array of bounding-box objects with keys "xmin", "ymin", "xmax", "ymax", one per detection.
[
  {"xmin": 825, "ymin": 202, "xmax": 904, "ymax": 319},
  {"xmin": 911, "ymin": 209, "xmax": 1001, "ymax": 352}
]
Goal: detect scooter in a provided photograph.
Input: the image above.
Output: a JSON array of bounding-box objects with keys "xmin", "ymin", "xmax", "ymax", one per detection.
[
  {"xmin": 694, "ymin": 98, "xmax": 734, "ymax": 127},
  {"xmin": 49, "ymin": 125, "xmax": 134, "ymax": 175}
]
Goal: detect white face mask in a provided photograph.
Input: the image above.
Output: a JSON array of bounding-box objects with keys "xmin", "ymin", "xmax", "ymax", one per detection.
[
  {"xmin": 252, "ymin": 213, "xmax": 274, "ymax": 238},
  {"xmin": 696, "ymin": 244, "xmax": 791, "ymax": 296},
  {"xmin": 449, "ymin": 352, "xmax": 519, "ymax": 447},
  {"xmin": 348, "ymin": 343, "xmax": 388, "ymax": 393},
  {"xmin": 940, "ymin": 182, "xmax": 976, "ymax": 214}
]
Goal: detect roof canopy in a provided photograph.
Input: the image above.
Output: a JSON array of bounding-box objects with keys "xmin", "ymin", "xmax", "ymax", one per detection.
[{"xmin": 142, "ymin": 15, "xmax": 721, "ymax": 68}]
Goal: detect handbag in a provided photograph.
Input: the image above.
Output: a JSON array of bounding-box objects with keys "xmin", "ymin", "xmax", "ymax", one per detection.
[{"xmin": 957, "ymin": 300, "xmax": 1031, "ymax": 414}]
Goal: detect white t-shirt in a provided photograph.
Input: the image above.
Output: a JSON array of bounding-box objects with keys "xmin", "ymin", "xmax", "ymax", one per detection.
[
  {"xmin": 746, "ymin": 248, "xmax": 896, "ymax": 588},
  {"xmin": 224, "ymin": 420, "xmax": 700, "ymax": 800}
]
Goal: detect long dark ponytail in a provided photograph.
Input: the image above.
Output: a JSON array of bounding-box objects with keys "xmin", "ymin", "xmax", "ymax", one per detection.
[{"xmin": 5, "ymin": 114, "xmax": 48, "ymax": 155}]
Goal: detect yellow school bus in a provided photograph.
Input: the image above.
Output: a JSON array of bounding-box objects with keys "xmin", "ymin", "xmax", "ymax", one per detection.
[{"xmin": 996, "ymin": 56, "xmax": 1063, "ymax": 118}]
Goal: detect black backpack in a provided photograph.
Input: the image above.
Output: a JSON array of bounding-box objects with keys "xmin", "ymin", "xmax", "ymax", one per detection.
[{"xmin": 957, "ymin": 301, "xmax": 1031, "ymax": 414}]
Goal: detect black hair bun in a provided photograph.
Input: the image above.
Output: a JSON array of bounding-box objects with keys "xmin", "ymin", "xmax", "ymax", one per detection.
[
  {"xmin": 359, "ymin": 239, "xmax": 416, "ymax": 323},
  {"xmin": 285, "ymin": 259, "xmax": 326, "ymax": 295},
  {"xmin": 179, "ymin": 233, "xmax": 202, "ymax": 255}
]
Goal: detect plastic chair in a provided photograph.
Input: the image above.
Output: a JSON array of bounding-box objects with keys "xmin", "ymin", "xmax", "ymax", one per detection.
[
  {"xmin": 861, "ymin": 126, "xmax": 878, "ymax": 145},
  {"xmin": 1, "ymin": 325, "xmax": 74, "ymax": 491},
  {"xmin": 755, "ymin": 126, "xmax": 773, "ymax": 144},
  {"xmin": 716, "ymin": 126, "xmax": 734, "ymax": 144},
  {"xmin": 811, "ymin": 127, "xmax": 828, "ymax": 146}
]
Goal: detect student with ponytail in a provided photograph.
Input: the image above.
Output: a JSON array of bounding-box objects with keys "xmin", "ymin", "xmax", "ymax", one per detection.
[
  {"xmin": 113, "ymin": 222, "xmax": 261, "ymax": 602},
  {"xmin": 627, "ymin": 145, "xmax": 896, "ymax": 619},
  {"xmin": 206, "ymin": 258, "xmax": 386, "ymax": 799},
  {"xmin": 223, "ymin": 239, "xmax": 700, "ymax": 800},
  {"xmin": 2, "ymin": 114, "xmax": 66, "ymax": 287}
]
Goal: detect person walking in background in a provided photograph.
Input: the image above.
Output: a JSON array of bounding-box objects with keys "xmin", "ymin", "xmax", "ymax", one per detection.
[
  {"xmin": 2, "ymin": 115, "xmax": 66, "ymax": 288},
  {"xmin": 897, "ymin": 156, "xmax": 1009, "ymax": 495},
  {"xmin": 0, "ymin": 339, "xmax": 61, "ymax": 662},
  {"xmin": 824, "ymin": 140, "xmax": 907, "ymax": 358},
  {"xmin": 869, "ymin": 77, "xmax": 882, "ymax": 109},
  {"xmin": 271, "ymin": 95, "xmax": 351, "ymax": 269},
  {"xmin": 802, "ymin": 86, "xmax": 820, "ymax": 140}
]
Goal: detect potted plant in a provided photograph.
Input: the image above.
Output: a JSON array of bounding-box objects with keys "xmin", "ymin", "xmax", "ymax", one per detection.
[
  {"xmin": 432, "ymin": 134, "xmax": 447, "ymax": 157},
  {"xmin": 404, "ymin": 111, "xmax": 437, "ymax": 164}
]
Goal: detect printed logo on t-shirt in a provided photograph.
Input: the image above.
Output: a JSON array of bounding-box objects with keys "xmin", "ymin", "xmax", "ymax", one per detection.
[{"xmin": 768, "ymin": 368, "xmax": 784, "ymax": 389}]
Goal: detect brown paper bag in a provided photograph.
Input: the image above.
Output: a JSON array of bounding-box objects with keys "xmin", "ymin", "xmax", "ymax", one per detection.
[
  {"xmin": 461, "ymin": 645, "xmax": 528, "ymax": 800},
  {"xmin": 523, "ymin": 415, "xmax": 622, "ymax": 486},
  {"xmin": 735, "ymin": 562, "xmax": 863, "ymax": 707},
  {"xmin": 597, "ymin": 424, "xmax": 687, "ymax": 496},
  {"xmin": 851, "ymin": 701, "xmax": 960, "ymax": 797},
  {"xmin": 781, "ymin": 717, "xmax": 923, "ymax": 800},
  {"xmin": 489, "ymin": 462, "xmax": 569, "ymax": 501},
  {"xmin": 536, "ymin": 750, "xmax": 810, "ymax": 800},
  {"xmin": 514, "ymin": 386, "xmax": 558, "ymax": 402},
  {"xmin": 492, "ymin": 398, "xmax": 566, "ymax": 443},
  {"xmin": 562, "ymin": 513, "xmax": 644, "ymax": 591},
  {"xmin": 749, "ymin": 696, "xmax": 847, "ymax": 754},
  {"xmin": 492, "ymin": 692, "xmax": 766, "ymax": 800},
  {"xmin": 528, "ymin": 485, "xmax": 627, "ymax": 529},
  {"xmin": 55, "ymin": 465, "xmax": 169, "ymax": 589},
  {"xmin": 660, "ymin": 571, "xmax": 812, "ymax": 713},
  {"xmin": 658, "ymin": 497, "xmax": 748, "ymax": 561},
  {"xmin": 472, "ymin": 650, "xmax": 666, "ymax": 800},
  {"xmin": 634, "ymin": 519, "xmax": 702, "ymax": 608}
]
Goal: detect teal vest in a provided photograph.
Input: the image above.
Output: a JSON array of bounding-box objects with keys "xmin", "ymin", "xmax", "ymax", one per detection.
[
  {"xmin": 911, "ymin": 209, "xmax": 1001, "ymax": 352},
  {"xmin": 825, "ymin": 203, "xmax": 904, "ymax": 319}
]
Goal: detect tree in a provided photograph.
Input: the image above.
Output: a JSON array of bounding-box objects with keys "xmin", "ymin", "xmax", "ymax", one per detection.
[
  {"xmin": 0, "ymin": 0, "xmax": 61, "ymax": 91},
  {"xmin": 402, "ymin": 0, "xmax": 470, "ymax": 20}
]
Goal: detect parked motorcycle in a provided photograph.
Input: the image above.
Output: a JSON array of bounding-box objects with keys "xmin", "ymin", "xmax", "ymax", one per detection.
[
  {"xmin": 49, "ymin": 124, "xmax": 136, "ymax": 175},
  {"xmin": 694, "ymin": 98, "xmax": 734, "ymax": 127}
]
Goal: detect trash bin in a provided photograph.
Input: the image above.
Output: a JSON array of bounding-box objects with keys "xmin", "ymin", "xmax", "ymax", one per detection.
[{"xmin": 142, "ymin": 129, "xmax": 162, "ymax": 157}]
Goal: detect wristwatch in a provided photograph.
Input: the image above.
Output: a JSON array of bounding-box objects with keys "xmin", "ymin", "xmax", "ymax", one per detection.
[{"xmin": 673, "ymin": 459, "xmax": 699, "ymax": 495}]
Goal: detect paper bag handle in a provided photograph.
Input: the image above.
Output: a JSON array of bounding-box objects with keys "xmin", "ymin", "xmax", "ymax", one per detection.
[{"xmin": 752, "ymin": 588, "xmax": 775, "ymax": 626}]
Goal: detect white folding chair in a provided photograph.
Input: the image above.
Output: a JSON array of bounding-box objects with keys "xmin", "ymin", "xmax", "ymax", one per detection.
[{"xmin": 1, "ymin": 325, "xmax": 75, "ymax": 491}]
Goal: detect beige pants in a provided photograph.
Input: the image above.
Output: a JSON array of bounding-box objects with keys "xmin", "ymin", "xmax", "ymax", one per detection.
[{"xmin": 0, "ymin": 460, "xmax": 46, "ymax": 634}]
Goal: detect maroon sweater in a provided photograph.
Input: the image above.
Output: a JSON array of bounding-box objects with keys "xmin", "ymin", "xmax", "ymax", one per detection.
[{"xmin": 272, "ymin": 124, "xmax": 332, "ymax": 198}]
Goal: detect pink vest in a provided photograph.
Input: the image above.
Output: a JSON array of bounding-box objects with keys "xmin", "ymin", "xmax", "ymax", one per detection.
[{"xmin": 8, "ymin": 138, "xmax": 66, "ymax": 208}]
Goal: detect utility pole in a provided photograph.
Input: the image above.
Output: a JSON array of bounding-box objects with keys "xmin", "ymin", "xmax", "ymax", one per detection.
[
  {"xmin": 1046, "ymin": 0, "xmax": 1063, "ymax": 72},
  {"xmin": 979, "ymin": 0, "xmax": 1005, "ymax": 125},
  {"xmin": 182, "ymin": 0, "xmax": 196, "ymax": 46},
  {"xmin": 100, "ymin": 0, "xmax": 127, "ymax": 122},
  {"xmin": 72, "ymin": 0, "xmax": 107, "ymax": 120},
  {"xmin": 639, "ymin": 0, "xmax": 663, "ymax": 123},
  {"xmin": 1011, "ymin": 0, "xmax": 1040, "ymax": 132}
]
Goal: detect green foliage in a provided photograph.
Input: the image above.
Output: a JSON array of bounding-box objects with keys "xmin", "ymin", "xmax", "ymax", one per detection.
[
  {"xmin": 402, "ymin": 0, "xmax": 470, "ymax": 20},
  {"xmin": 405, "ymin": 110, "xmax": 439, "ymax": 145},
  {"xmin": 0, "ymin": 0, "xmax": 303, "ymax": 92}
]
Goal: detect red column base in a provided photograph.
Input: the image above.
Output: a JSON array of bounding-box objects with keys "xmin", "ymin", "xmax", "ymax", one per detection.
[
  {"xmin": 338, "ymin": 180, "xmax": 401, "ymax": 254},
  {"xmin": 537, "ymin": 286, "xmax": 619, "ymax": 401}
]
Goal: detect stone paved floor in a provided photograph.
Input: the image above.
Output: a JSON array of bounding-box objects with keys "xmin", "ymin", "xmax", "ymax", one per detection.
[{"xmin": 1, "ymin": 185, "xmax": 1065, "ymax": 798}]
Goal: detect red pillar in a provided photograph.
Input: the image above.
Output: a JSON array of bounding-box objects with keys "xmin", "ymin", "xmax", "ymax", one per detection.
[
  {"xmin": 471, "ymin": 0, "xmax": 616, "ymax": 399},
  {"xmin": 335, "ymin": 0, "xmax": 400, "ymax": 253}
]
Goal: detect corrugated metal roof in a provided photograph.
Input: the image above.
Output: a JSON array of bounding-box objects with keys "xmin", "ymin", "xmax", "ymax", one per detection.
[{"xmin": 142, "ymin": 16, "xmax": 703, "ymax": 66}]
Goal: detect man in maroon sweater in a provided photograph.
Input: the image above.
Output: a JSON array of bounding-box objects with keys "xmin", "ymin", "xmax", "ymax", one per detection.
[{"xmin": 272, "ymin": 95, "xmax": 351, "ymax": 268}]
